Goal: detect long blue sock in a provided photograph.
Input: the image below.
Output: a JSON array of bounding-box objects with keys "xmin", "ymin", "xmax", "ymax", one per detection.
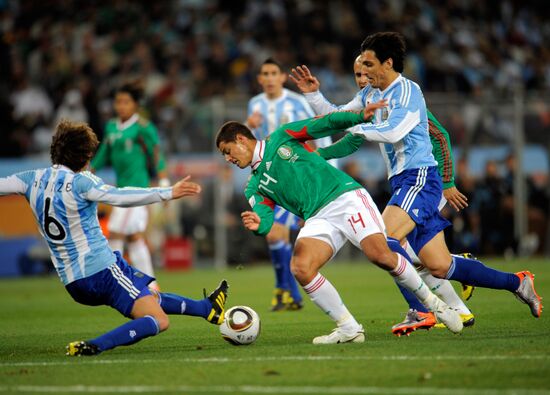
[
  {"xmin": 446, "ymin": 255, "xmax": 520, "ymax": 291},
  {"xmin": 89, "ymin": 315, "xmax": 159, "ymax": 352},
  {"xmin": 282, "ymin": 243, "xmax": 302, "ymax": 303},
  {"xmin": 159, "ymin": 293, "xmax": 210, "ymax": 318},
  {"xmin": 269, "ymin": 241, "xmax": 289, "ymax": 290},
  {"xmin": 386, "ymin": 237, "xmax": 429, "ymax": 313}
]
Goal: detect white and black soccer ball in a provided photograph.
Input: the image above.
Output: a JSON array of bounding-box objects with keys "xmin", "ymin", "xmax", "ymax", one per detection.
[{"xmin": 220, "ymin": 305, "xmax": 261, "ymax": 345}]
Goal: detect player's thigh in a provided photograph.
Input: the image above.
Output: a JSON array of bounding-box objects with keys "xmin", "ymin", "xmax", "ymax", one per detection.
[
  {"xmin": 417, "ymin": 231, "xmax": 452, "ymax": 278},
  {"xmin": 127, "ymin": 232, "xmax": 146, "ymax": 243},
  {"xmin": 291, "ymin": 237, "xmax": 333, "ymax": 283},
  {"xmin": 381, "ymin": 205, "xmax": 416, "ymax": 241},
  {"xmin": 266, "ymin": 222, "xmax": 289, "ymax": 244},
  {"xmin": 108, "ymin": 206, "xmax": 148, "ymax": 235},
  {"xmin": 131, "ymin": 295, "xmax": 169, "ymax": 331}
]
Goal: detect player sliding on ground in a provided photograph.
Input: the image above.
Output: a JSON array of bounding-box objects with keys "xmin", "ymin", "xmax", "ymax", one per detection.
[
  {"xmin": 217, "ymin": 103, "xmax": 464, "ymax": 344},
  {"xmin": 0, "ymin": 120, "xmax": 229, "ymax": 356}
]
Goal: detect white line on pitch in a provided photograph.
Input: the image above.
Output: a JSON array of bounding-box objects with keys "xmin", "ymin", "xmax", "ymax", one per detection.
[
  {"xmin": 0, "ymin": 354, "xmax": 548, "ymax": 367},
  {"xmin": 1, "ymin": 385, "xmax": 549, "ymax": 394}
]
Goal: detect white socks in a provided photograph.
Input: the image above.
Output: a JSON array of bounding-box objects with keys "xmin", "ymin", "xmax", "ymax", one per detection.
[
  {"xmin": 418, "ymin": 267, "xmax": 471, "ymax": 315},
  {"xmin": 303, "ymin": 273, "xmax": 360, "ymax": 333},
  {"xmin": 390, "ymin": 254, "xmax": 434, "ymax": 307},
  {"xmin": 405, "ymin": 242, "xmax": 471, "ymax": 315}
]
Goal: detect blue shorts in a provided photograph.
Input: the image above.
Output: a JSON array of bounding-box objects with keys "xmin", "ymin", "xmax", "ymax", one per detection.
[
  {"xmin": 65, "ymin": 251, "xmax": 154, "ymax": 318},
  {"xmin": 274, "ymin": 205, "xmax": 300, "ymax": 230},
  {"xmin": 388, "ymin": 166, "xmax": 451, "ymax": 254}
]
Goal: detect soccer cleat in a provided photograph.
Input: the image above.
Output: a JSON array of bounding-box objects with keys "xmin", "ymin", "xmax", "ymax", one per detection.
[
  {"xmin": 431, "ymin": 297, "xmax": 463, "ymax": 334},
  {"xmin": 514, "ymin": 271, "xmax": 543, "ymax": 318},
  {"xmin": 434, "ymin": 313, "xmax": 475, "ymax": 329},
  {"xmin": 458, "ymin": 253, "xmax": 476, "ymax": 301},
  {"xmin": 391, "ymin": 309, "xmax": 436, "ymax": 336},
  {"xmin": 66, "ymin": 341, "xmax": 100, "ymax": 356},
  {"xmin": 287, "ymin": 300, "xmax": 304, "ymax": 311},
  {"xmin": 312, "ymin": 325, "xmax": 365, "ymax": 344},
  {"xmin": 204, "ymin": 279, "xmax": 229, "ymax": 325},
  {"xmin": 270, "ymin": 288, "xmax": 290, "ymax": 312}
]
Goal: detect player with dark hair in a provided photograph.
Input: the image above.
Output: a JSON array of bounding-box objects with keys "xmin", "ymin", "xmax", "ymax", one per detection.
[
  {"xmin": 216, "ymin": 107, "xmax": 464, "ymax": 344},
  {"xmin": 245, "ymin": 58, "xmax": 335, "ymax": 311},
  {"xmin": 296, "ymin": 32, "xmax": 542, "ymax": 324},
  {"xmin": 291, "ymin": 55, "xmax": 477, "ymax": 335},
  {"xmin": 91, "ymin": 82, "xmax": 166, "ymax": 291},
  {"xmin": 0, "ymin": 120, "xmax": 228, "ymax": 355}
]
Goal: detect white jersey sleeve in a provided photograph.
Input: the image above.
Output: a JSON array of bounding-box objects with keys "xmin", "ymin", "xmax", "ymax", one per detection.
[
  {"xmin": 76, "ymin": 171, "xmax": 172, "ymax": 207},
  {"xmin": 304, "ymin": 90, "xmax": 365, "ymax": 115},
  {"xmin": 0, "ymin": 173, "xmax": 30, "ymax": 196}
]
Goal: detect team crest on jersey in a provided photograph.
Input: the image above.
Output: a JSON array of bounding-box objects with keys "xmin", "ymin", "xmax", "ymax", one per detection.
[
  {"xmin": 381, "ymin": 107, "xmax": 389, "ymax": 121},
  {"xmin": 277, "ymin": 145, "xmax": 293, "ymax": 160},
  {"xmin": 279, "ymin": 114, "xmax": 289, "ymax": 124}
]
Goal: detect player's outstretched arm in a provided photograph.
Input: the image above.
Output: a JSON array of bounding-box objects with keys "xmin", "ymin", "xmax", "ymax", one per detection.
[
  {"xmin": 289, "ymin": 65, "xmax": 320, "ymax": 93},
  {"xmin": 241, "ymin": 211, "xmax": 261, "ymax": 232},
  {"xmin": 172, "ymin": 175, "xmax": 201, "ymax": 199},
  {"xmin": 443, "ymin": 186, "xmax": 468, "ymax": 211}
]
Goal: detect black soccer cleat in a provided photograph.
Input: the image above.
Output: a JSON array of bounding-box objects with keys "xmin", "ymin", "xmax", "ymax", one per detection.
[
  {"xmin": 204, "ymin": 279, "xmax": 229, "ymax": 325},
  {"xmin": 66, "ymin": 341, "xmax": 100, "ymax": 356}
]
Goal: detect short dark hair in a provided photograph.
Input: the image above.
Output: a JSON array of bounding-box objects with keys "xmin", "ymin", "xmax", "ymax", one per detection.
[
  {"xmin": 215, "ymin": 121, "xmax": 256, "ymax": 148},
  {"xmin": 260, "ymin": 57, "xmax": 283, "ymax": 72},
  {"xmin": 360, "ymin": 32, "xmax": 406, "ymax": 73},
  {"xmin": 50, "ymin": 119, "xmax": 99, "ymax": 171},
  {"xmin": 116, "ymin": 81, "xmax": 143, "ymax": 103}
]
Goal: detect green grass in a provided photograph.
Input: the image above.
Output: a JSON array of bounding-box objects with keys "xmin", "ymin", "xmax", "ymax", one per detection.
[{"xmin": 1, "ymin": 258, "xmax": 550, "ymax": 394}]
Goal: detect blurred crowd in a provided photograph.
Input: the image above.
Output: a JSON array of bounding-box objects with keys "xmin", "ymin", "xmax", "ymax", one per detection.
[
  {"xmin": 0, "ymin": 0, "xmax": 548, "ymax": 259},
  {"xmin": 1, "ymin": 0, "xmax": 550, "ymax": 157}
]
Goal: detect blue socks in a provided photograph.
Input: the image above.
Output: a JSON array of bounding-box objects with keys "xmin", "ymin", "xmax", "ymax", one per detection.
[
  {"xmin": 387, "ymin": 237, "xmax": 428, "ymax": 312},
  {"xmin": 90, "ymin": 315, "xmax": 159, "ymax": 352},
  {"xmin": 158, "ymin": 293, "xmax": 210, "ymax": 318},
  {"xmin": 446, "ymin": 255, "xmax": 520, "ymax": 291},
  {"xmin": 269, "ymin": 241, "xmax": 302, "ymax": 303}
]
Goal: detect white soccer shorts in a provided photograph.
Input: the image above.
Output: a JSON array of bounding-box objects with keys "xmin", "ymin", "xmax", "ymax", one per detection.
[
  {"xmin": 296, "ymin": 188, "xmax": 386, "ymax": 258},
  {"xmin": 108, "ymin": 206, "xmax": 148, "ymax": 235}
]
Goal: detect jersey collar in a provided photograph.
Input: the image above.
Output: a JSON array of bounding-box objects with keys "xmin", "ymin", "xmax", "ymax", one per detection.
[
  {"xmin": 251, "ymin": 140, "xmax": 265, "ymax": 171},
  {"xmin": 117, "ymin": 113, "xmax": 139, "ymax": 131}
]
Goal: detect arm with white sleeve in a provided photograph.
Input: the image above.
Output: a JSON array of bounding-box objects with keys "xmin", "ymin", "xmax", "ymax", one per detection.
[
  {"xmin": 78, "ymin": 172, "xmax": 200, "ymax": 207},
  {"xmin": 0, "ymin": 173, "xmax": 30, "ymax": 196}
]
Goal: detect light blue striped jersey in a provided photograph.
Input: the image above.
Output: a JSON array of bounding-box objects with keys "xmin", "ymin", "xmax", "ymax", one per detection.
[
  {"xmin": 247, "ymin": 88, "xmax": 334, "ymax": 153},
  {"xmin": 304, "ymin": 77, "xmax": 436, "ymax": 178},
  {"xmin": 348, "ymin": 75, "xmax": 436, "ymax": 178},
  {"xmin": 0, "ymin": 165, "xmax": 172, "ymax": 285}
]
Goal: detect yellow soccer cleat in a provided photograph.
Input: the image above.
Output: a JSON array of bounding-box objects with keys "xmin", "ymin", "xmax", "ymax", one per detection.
[
  {"xmin": 66, "ymin": 341, "xmax": 100, "ymax": 356},
  {"xmin": 204, "ymin": 279, "xmax": 229, "ymax": 325}
]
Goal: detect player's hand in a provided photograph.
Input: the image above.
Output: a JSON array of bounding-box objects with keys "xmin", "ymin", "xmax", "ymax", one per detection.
[
  {"xmin": 443, "ymin": 186, "xmax": 468, "ymax": 211},
  {"xmin": 172, "ymin": 176, "xmax": 202, "ymax": 199},
  {"xmin": 241, "ymin": 211, "xmax": 261, "ymax": 231},
  {"xmin": 289, "ymin": 65, "xmax": 320, "ymax": 93},
  {"xmin": 246, "ymin": 112, "xmax": 263, "ymax": 129},
  {"xmin": 362, "ymin": 99, "xmax": 388, "ymax": 121}
]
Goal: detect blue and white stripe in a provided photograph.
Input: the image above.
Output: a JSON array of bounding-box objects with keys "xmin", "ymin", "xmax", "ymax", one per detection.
[
  {"xmin": 108, "ymin": 263, "xmax": 140, "ymax": 299},
  {"xmin": 401, "ymin": 167, "xmax": 428, "ymax": 212},
  {"xmin": 0, "ymin": 165, "xmax": 173, "ymax": 285}
]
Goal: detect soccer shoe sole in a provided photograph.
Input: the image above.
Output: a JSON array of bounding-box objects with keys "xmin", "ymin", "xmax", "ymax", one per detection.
[
  {"xmin": 205, "ymin": 280, "xmax": 229, "ymax": 325},
  {"xmin": 391, "ymin": 313, "xmax": 436, "ymax": 337}
]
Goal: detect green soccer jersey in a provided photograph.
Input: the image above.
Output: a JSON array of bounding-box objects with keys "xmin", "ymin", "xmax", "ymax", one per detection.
[
  {"xmin": 317, "ymin": 109, "xmax": 456, "ymax": 188},
  {"xmin": 91, "ymin": 115, "xmax": 166, "ymax": 188},
  {"xmin": 245, "ymin": 111, "xmax": 367, "ymax": 236}
]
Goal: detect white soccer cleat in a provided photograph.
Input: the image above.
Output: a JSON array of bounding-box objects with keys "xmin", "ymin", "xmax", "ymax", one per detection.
[
  {"xmin": 430, "ymin": 296, "xmax": 463, "ymax": 334},
  {"xmin": 312, "ymin": 325, "xmax": 365, "ymax": 344}
]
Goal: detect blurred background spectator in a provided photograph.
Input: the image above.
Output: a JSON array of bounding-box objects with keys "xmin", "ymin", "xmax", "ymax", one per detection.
[{"xmin": 0, "ymin": 0, "xmax": 548, "ymax": 264}]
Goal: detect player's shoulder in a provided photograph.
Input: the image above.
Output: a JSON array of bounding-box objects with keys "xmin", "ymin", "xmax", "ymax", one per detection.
[
  {"xmin": 74, "ymin": 171, "xmax": 104, "ymax": 191},
  {"xmin": 392, "ymin": 76, "xmax": 423, "ymax": 106},
  {"xmin": 249, "ymin": 93, "xmax": 266, "ymax": 105},
  {"xmin": 284, "ymin": 89, "xmax": 309, "ymax": 104}
]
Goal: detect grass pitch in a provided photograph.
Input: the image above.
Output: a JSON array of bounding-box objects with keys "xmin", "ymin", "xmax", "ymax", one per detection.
[{"xmin": 1, "ymin": 258, "xmax": 549, "ymax": 394}]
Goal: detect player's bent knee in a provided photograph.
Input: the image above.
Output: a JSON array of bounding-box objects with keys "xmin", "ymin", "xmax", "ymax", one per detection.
[
  {"xmin": 290, "ymin": 259, "xmax": 314, "ymax": 285},
  {"xmin": 155, "ymin": 314, "xmax": 170, "ymax": 332},
  {"xmin": 429, "ymin": 267, "xmax": 449, "ymax": 279}
]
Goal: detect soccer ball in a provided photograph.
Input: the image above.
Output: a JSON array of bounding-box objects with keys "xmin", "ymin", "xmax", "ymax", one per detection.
[{"xmin": 219, "ymin": 305, "xmax": 261, "ymax": 345}]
